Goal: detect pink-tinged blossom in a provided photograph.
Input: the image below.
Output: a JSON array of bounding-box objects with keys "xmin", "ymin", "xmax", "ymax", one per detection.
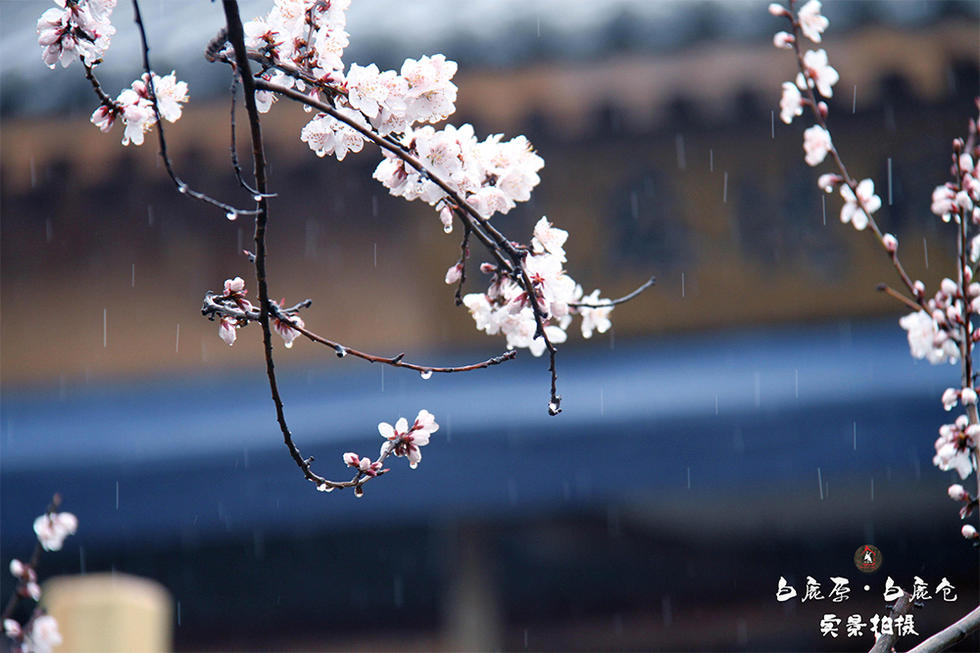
[
  {"xmin": 4, "ymin": 619, "xmax": 21, "ymax": 639},
  {"xmin": 948, "ymin": 483, "xmax": 968, "ymax": 501},
  {"xmin": 798, "ymin": 49, "xmax": 839, "ymax": 97},
  {"xmin": 345, "ymin": 63, "xmax": 389, "ymax": 119},
  {"xmin": 772, "ymin": 31, "xmax": 794, "ymax": 49},
  {"xmin": 33, "ymin": 512, "xmax": 77, "ymax": 552},
  {"xmin": 962, "ymin": 524, "xmax": 978, "ymax": 539},
  {"xmin": 768, "ymin": 3, "xmax": 789, "ymax": 17},
  {"xmin": 90, "ymin": 104, "xmax": 117, "ymax": 132},
  {"xmin": 962, "ymin": 388, "xmax": 978, "ymax": 405},
  {"xmin": 882, "ymin": 233, "xmax": 897, "ymax": 253},
  {"xmin": 26, "ymin": 615, "xmax": 62, "ymax": 653},
  {"xmin": 9, "ymin": 559, "xmax": 32, "ymax": 581},
  {"xmin": 899, "ymin": 310, "xmax": 959, "ymax": 365},
  {"xmin": 37, "ymin": 0, "xmax": 117, "ymax": 69},
  {"xmin": 378, "ymin": 410, "xmax": 438, "ymax": 469},
  {"xmin": 218, "ymin": 317, "xmax": 237, "ymax": 346},
  {"xmin": 401, "ymin": 54, "xmax": 458, "ymax": 125},
  {"xmin": 272, "ymin": 302, "xmax": 304, "ymax": 349},
  {"xmin": 942, "ymin": 387, "xmax": 959, "ymax": 411},
  {"xmin": 149, "ymin": 72, "xmax": 189, "ymax": 123},
  {"xmin": 817, "ymin": 173, "xmax": 841, "ymax": 192},
  {"xmin": 531, "ymin": 216, "xmax": 568, "ymax": 263},
  {"xmin": 342, "ymin": 452, "xmax": 383, "ymax": 476},
  {"xmin": 839, "ymin": 178, "xmax": 880, "ymax": 231},
  {"xmin": 779, "ymin": 82, "xmax": 803, "ymax": 124},
  {"xmin": 300, "ymin": 110, "xmax": 365, "ymax": 161},
  {"xmin": 797, "ymin": 1, "xmax": 829, "ymax": 43},
  {"xmin": 578, "ymin": 290, "xmax": 613, "ymax": 339},
  {"xmin": 932, "ymin": 184, "xmax": 956, "ymax": 221},
  {"xmin": 803, "ymin": 125, "xmax": 832, "ymax": 166},
  {"xmin": 26, "ymin": 582, "xmax": 42, "ymax": 601},
  {"xmin": 934, "ymin": 416, "xmax": 976, "ymax": 479},
  {"xmin": 445, "ymin": 263, "xmax": 463, "ymax": 285}
]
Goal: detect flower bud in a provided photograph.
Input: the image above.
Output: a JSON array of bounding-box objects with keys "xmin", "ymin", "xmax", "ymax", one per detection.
[
  {"xmin": 962, "ymin": 387, "xmax": 978, "ymax": 405},
  {"xmin": 882, "ymin": 233, "xmax": 897, "ymax": 253},
  {"xmin": 962, "ymin": 524, "xmax": 978, "ymax": 539},
  {"xmin": 949, "ymin": 484, "xmax": 968, "ymax": 501},
  {"xmin": 942, "ymin": 278, "xmax": 958, "ymax": 296},
  {"xmin": 817, "ymin": 102, "xmax": 829, "ymax": 119},
  {"xmin": 817, "ymin": 173, "xmax": 841, "ymax": 193},
  {"xmin": 942, "ymin": 387, "xmax": 959, "ymax": 411},
  {"xmin": 960, "ymin": 153, "xmax": 974, "ymax": 174},
  {"xmin": 772, "ymin": 31, "xmax": 794, "ymax": 48},
  {"xmin": 445, "ymin": 263, "xmax": 463, "ymax": 285},
  {"xmin": 768, "ymin": 3, "xmax": 789, "ymax": 16}
]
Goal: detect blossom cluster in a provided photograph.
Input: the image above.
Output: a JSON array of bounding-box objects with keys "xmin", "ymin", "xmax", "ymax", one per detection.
[
  {"xmin": 36, "ymin": 1, "xmax": 189, "ymax": 147},
  {"xmin": 4, "ymin": 510, "xmax": 76, "ymax": 653},
  {"xmin": 462, "ymin": 218, "xmax": 613, "ymax": 357},
  {"xmin": 90, "ymin": 72, "xmax": 189, "ymax": 146},
  {"xmin": 214, "ymin": 277, "xmax": 304, "ymax": 349},
  {"xmin": 378, "ymin": 409, "xmax": 438, "ymax": 469},
  {"xmin": 37, "ymin": 0, "xmax": 116, "ymax": 69}
]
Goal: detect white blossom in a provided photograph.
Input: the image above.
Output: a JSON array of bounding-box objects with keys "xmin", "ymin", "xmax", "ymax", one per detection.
[
  {"xmin": 839, "ymin": 178, "xmax": 880, "ymax": 231},
  {"xmin": 378, "ymin": 410, "xmax": 438, "ymax": 469},
  {"xmin": 33, "ymin": 512, "xmax": 77, "ymax": 551},
  {"xmin": 26, "ymin": 615, "xmax": 62, "ymax": 653},
  {"xmin": 798, "ymin": 49, "xmax": 839, "ymax": 97},
  {"xmin": 797, "ymin": 1, "xmax": 829, "ymax": 43},
  {"xmin": 899, "ymin": 310, "xmax": 959, "ymax": 365},
  {"xmin": 779, "ymin": 82, "xmax": 803, "ymax": 124},
  {"xmin": 803, "ymin": 125, "xmax": 832, "ymax": 166}
]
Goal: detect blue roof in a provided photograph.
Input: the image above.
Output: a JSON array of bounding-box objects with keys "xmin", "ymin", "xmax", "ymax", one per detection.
[{"xmin": 1, "ymin": 319, "xmax": 956, "ymax": 550}]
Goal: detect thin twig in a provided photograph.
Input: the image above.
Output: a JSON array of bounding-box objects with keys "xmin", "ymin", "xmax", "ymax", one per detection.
[
  {"xmin": 130, "ymin": 0, "xmax": 259, "ymax": 218},
  {"xmin": 202, "ymin": 293, "xmax": 517, "ymax": 374},
  {"xmin": 1, "ymin": 494, "xmax": 62, "ymax": 622},
  {"xmin": 570, "ymin": 276, "xmax": 656, "ymax": 308},
  {"xmin": 228, "ymin": 71, "xmax": 262, "ymax": 197}
]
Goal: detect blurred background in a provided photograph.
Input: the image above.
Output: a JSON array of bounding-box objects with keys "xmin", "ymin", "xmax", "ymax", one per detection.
[{"xmin": 2, "ymin": 0, "xmax": 979, "ymax": 650}]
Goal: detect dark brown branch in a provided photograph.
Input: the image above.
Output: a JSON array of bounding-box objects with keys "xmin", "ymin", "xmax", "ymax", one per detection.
[
  {"xmin": 570, "ymin": 276, "xmax": 656, "ymax": 308},
  {"xmin": 228, "ymin": 71, "xmax": 262, "ymax": 197},
  {"xmin": 454, "ymin": 216, "xmax": 471, "ymax": 306},
  {"xmin": 782, "ymin": 7, "xmax": 927, "ymax": 313},
  {"xmin": 202, "ymin": 293, "xmax": 517, "ymax": 374},
  {"xmin": 1, "ymin": 494, "xmax": 62, "ymax": 623},
  {"xmin": 82, "ymin": 62, "xmax": 116, "ymax": 108},
  {"xmin": 130, "ymin": 0, "xmax": 259, "ymax": 218},
  {"xmin": 252, "ymin": 78, "xmax": 570, "ymax": 413},
  {"xmin": 876, "ymin": 283, "xmax": 924, "ymax": 312}
]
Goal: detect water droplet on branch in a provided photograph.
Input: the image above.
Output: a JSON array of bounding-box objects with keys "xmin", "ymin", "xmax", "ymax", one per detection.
[{"xmin": 420, "ymin": 369, "xmax": 433, "ymax": 380}]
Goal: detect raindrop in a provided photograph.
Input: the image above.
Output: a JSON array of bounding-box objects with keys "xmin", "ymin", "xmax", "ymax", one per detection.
[
  {"xmin": 253, "ymin": 194, "xmax": 262, "ymax": 202},
  {"xmin": 316, "ymin": 483, "xmax": 335, "ymax": 492},
  {"xmin": 115, "ymin": 481, "xmax": 119, "ymax": 510},
  {"xmin": 177, "ymin": 601, "xmax": 181, "ymax": 626},
  {"xmin": 887, "ymin": 158, "xmax": 893, "ymax": 205},
  {"xmin": 821, "ymin": 194, "xmax": 826, "ymax": 225},
  {"xmin": 380, "ymin": 366, "xmax": 384, "ymax": 392},
  {"xmin": 870, "ymin": 477, "xmax": 875, "ymax": 502},
  {"xmin": 722, "ymin": 172, "xmax": 728, "ymax": 203},
  {"xmin": 852, "ymin": 85, "xmax": 857, "ymax": 114},
  {"xmin": 714, "ymin": 394, "xmax": 718, "ymax": 415},
  {"xmin": 175, "ymin": 324, "xmax": 180, "ymax": 353},
  {"xmin": 853, "ymin": 422, "xmax": 857, "ymax": 450},
  {"xmin": 147, "ymin": 205, "xmax": 154, "ymax": 225},
  {"xmin": 131, "ymin": 263, "xmax": 135, "ymax": 287},
  {"xmin": 226, "ymin": 211, "xmax": 237, "ymax": 221},
  {"xmin": 770, "ymin": 110, "xmax": 775, "ymax": 140},
  {"xmin": 681, "ymin": 272, "xmax": 686, "ymax": 298},
  {"xmin": 237, "ymin": 228, "xmax": 243, "ymax": 253},
  {"xmin": 548, "ymin": 401, "xmax": 558, "ymax": 414},
  {"xmin": 817, "ymin": 467, "xmax": 824, "ymax": 500},
  {"xmin": 420, "ymin": 369, "xmax": 433, "ymax": 380},
  {"xmin": 923, "ymin": 237, "xmax": 929, "ymax": 268},
  {"xmin": 103, "ymin": 308, "xmax": 108, "ymax": 348},
  {"xmin": 45, "ymin": 219, "xmax": 53, "ymax": 243},
  {"xmin": 709, "ymin": 149, "xmax": 714, "ymax": 172},
  {"xmin": 373, "ymin": 242, "xmax": 377, "ymax": 267},
  {"xmin": 629, "ymin": 191, "xmax": 639, "ymax": 220},
  {"xmin": 686, "ymin": 467, "xmax": 691, "ymax": 489},
  {"xmin": 675, "ymin": 134, "xmax": 686, "ymax": 170},
  {"xmin": 443, "ymin": 223, "xmax": 452, "ymax": 234},
  {"xmin": 794, "ymin": 368, "xmax": 799, "ymax": 398},
  {"xmin": 30, "ymin": 157, "xmax": 37, "ymax": 188},
  {"xmin": 79, "ymin": 547, "xmax": 86, "ymax": 574},
  {"xmin": 335, "ymin": 345, "xmax": 347, "ymax": 357},
  {"xmin": 371, "ymin": 195, "xmax": 378, "ymax": 216},
  {"xmin": 753, "ymin": 372, "xmax": 760, "ymax": 407},
  {"xmin": 524, "ymin": 629, "xmax": 529, "ymax": 648},
  {"xmin": 178, "ymin": 184, "xmax": 187, "ymax": 194}
]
